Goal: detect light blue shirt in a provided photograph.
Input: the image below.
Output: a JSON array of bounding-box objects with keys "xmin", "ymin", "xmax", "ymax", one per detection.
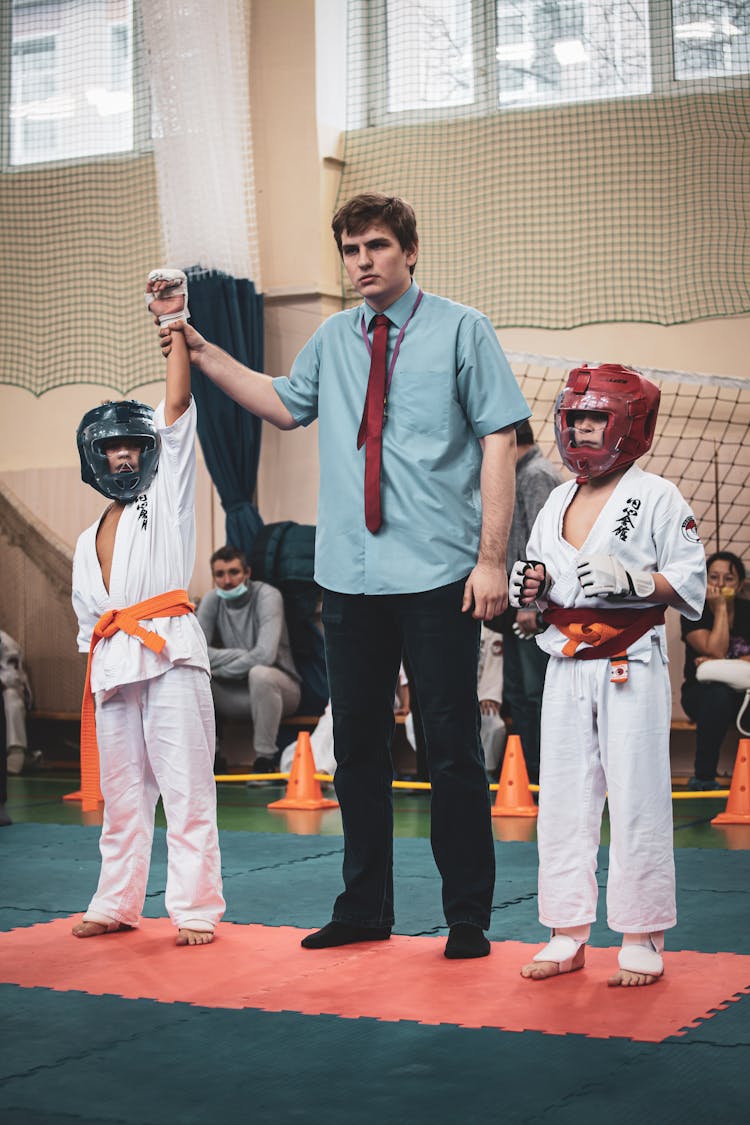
[{"xmin": 273, "ymin": 282, "xmax": 530, "ymax": 594}]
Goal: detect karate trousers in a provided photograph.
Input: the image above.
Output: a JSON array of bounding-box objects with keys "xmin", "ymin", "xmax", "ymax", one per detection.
[
  {"xmin": 86, "ymin": 665, "xmax": 225, "ymax": 931},
  {"xmin": 537, "ymin": 651, "xmax": 675, "ymax": 935}
]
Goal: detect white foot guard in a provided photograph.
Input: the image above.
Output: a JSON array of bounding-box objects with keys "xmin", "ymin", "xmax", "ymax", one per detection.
[
  {"xmin": 609, "ymin": 932, "xmax": 664, "ymax": 986},
  {"xmin": 521, "ymin": 925, "xmax": 589, "ymax": 979},
  {"xmin": 533, "ymin": 933, "xmax": 585, "ymax": 973},
  {"xmin": 145, "ymin": 269, "xmax": 190, "ymax": 325}
]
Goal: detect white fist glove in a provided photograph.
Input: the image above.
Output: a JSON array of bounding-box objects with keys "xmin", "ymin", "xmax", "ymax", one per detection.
[
  {"xmin": 576, "ymin": 554, "xmax": 656, "ymax": 599},
  {"xmin": 145, "ymin": 269, "xmax": 190, "ymax": 325},
  {"xmin": 509, "ymin": 560, "xmax": 550, "ymax": 608}
]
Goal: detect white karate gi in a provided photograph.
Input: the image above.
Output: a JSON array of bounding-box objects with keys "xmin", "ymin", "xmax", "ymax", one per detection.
[
  {"xmin": 477, "ymin": 626, "xmax": 506, "ymax": 773},
  {"xmin": 527, "ymin": 464, "xmax": 705, "ymax": 933},
  {"xmin": 72, "ymin": 399, "xmax": 225, "ymax": 932}
]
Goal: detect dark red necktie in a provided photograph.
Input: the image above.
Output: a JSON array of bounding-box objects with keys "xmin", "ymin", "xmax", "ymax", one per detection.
[{"xmin": 357, "ymin": 313, "xmax": 389, "ymax": 533}]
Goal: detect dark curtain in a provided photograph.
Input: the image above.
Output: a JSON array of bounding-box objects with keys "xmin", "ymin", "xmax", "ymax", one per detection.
[{"xmin": 186, "ymin": 269, "xmax": 265, "ymax": 558}]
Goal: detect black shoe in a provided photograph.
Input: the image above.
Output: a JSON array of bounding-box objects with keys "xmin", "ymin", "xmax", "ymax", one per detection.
[
  {"xmin": 246, "ymin": 756, "xmax": 279, "ymax": 787},
  {"xmin": 444, "ymin": 923, "xmax": 491, "ymax": 959},
  {"xmin": 301, "ymin": 921, "xmax": 392, "ymax": 949},
  {"xmin": 687, "ymin": 776, "xmax": 722, "ymax": 791}
]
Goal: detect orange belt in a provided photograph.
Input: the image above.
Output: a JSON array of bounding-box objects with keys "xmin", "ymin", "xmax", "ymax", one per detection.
[
  {"xmin": 542, "ymin": 603, "xmax": 666, "ymax": 659},
  {"xmin": 78, "ymin": 590, "xmax": 195, "ymax": 811}
]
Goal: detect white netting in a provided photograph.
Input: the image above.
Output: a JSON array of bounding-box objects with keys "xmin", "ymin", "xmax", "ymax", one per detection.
[
  {"xmin": 510, "ymin": 355, "xmax": 750, "ymax": 561},
  {"xmin": 141, "ymin": 0, "xmax": 261, "ymax": 285}
]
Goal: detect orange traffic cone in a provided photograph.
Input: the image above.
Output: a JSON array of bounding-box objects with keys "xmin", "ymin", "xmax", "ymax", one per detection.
[
  {"xmin": 491, "ymin": 734, "xmax": 538, "ymax": 819},
  {"xmin": 267, "ymin": 731, "xmax": 339, "ymax": 811},
  {"xmin": 712, "ymin": 738, "xmax": 750, "ymax": 825}
]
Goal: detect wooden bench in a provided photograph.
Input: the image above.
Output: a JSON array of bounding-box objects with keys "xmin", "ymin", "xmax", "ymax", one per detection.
[
  {"xmin": 29, "ymin": 710, "xmax": 80, "ymax": 723},
  {"xmin": 29, "ymin": 709, "xmax": 694, "ymax": 733},
  {"xmin": 279, "ymin": 712, "xmax": 408, "ymax": 729}
]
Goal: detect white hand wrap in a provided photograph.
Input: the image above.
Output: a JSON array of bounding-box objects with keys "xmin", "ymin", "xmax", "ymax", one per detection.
[
  {"xmin": 509, "ymin": 560, "xmax": 550, "ymax": 608},
  {"xmin": 576, "ymin": 554, "xmax": 656, "ymax": 599},
  {"xmin": 144, "ymin": 269, "xmax": 190, "ymax": 325}
]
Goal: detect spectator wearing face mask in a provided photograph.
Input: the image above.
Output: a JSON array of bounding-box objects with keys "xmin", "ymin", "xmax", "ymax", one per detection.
[{"xmin": 197, "ymin": 546, "xmax": 301, "ymax": 775}]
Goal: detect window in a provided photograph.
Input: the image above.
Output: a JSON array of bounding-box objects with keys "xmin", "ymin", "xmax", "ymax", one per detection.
[
  {"xmin": 495, "ymin": 2, "xmax": 651, "ymax": 107},
  {"xmin": 673, "ymin": 2, "xmax": 750, "ymax": 80},
  {"xmin": 386, "ymin": 0, "xmax": 475, "ymax": 112},
  {"xmin": 369, "ymin": 1, "xmax": 750, "ymax": 123},
  {"xmin": 12, "ymin": 35, "xmax": 56, "ymax": 103},
  {"xmin": 5, "ymin": 0, "xmax": 146, "ymax": 168}
]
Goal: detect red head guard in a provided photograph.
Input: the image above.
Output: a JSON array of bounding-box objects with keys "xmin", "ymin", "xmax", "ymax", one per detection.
[{"xmin": 554, "ymin": 364, "xmax": 660, "ymax": 483}]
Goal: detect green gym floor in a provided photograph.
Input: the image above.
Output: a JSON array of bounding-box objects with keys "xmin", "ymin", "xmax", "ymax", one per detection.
[
  {"xmin": 4, "ymin": 770, "xmax": 747, "ymax": 848},
  {"xmin": 2, "ymin": 769, "xmax": 750, "ymax": 1125}
]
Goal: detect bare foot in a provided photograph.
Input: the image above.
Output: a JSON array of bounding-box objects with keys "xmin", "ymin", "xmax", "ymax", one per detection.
[
  {"xmin": 72, "ymin": 920, "xmax": 132, "ymax": 938},
  {"xmin": 521, "ymin": 943, "xmax": 585, "ymax": 979},
  {"xmin": 607, "ymin": 967, "xmax": 661, "ymax": 987},
  {"xmin": 176, "ymin": 928, "xmax": 214, "ymax": 946}
]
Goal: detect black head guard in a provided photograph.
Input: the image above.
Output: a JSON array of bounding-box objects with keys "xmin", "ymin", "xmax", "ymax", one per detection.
[{"xmin": 76, "ymin": 400, "xmax": 160, "ymax": 502}]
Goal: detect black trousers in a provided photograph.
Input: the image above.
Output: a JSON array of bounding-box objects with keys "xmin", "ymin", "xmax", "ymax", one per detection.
[
  {"xmin": 322, "ymin": 578, "xmax": 495, "ymax": 930},
  {"xmin": 681, "ymin": 679, "xmax": 742, "ymax": 780}
]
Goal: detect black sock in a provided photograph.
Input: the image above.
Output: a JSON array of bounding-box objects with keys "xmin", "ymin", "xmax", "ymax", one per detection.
[
  {"xmin": 444, "ymin": 923, "xmax": 491, "ymax": 959},
  {"xmin": 301, "ymin": 921, "xmax": 392, "ymax": 949}
]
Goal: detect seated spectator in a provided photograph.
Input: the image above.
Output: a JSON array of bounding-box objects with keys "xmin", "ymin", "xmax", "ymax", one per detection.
[
  {"xmin": 477, "ymin": 625, "xmax": 507, "ymax": 780},
  {"xmin": 1, "ymin": 629, "xmax": 33, "ymax": 776},
  {"xmin": 197, "ymin": 546, "xmax": 302, "ymax": 773},
  {"xmin": 681, "ymin": 550, "xmax": 750, "ymax": 789},
  {"xmin": 0, "ymin": 672, "xmax": 9, "ymax": 826}
]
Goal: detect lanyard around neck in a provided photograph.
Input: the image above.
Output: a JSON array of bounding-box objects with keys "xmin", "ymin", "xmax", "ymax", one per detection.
[{"xmin": 360, "ymin": 288, "xmax": 423, "ymax": 396}]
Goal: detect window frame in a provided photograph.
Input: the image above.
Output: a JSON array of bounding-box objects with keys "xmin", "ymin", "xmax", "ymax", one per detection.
[
  {"xmin": 361, "ymin": 0, "xmax": 750, "ymax": 128},
  {"xmin": 0, "ymin": 0, "xmax": 152, "ymax": 174}
]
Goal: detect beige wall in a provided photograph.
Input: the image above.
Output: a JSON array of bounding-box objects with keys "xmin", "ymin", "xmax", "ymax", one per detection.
[
  {"xmin": 1, "ymin": 0, "xmax": 747, "ymax": 717},
  {"xmin": 501, "ymin": 317, "xmax": 750, "ymax": 382}
]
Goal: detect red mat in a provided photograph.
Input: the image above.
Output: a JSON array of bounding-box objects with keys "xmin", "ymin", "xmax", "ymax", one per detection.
[{"xmin": 2, "ymin": 917, "xmax": 749, "ymax": 1042}]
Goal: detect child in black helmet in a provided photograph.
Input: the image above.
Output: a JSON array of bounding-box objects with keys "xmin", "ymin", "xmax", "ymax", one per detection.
[{"xmin": 71, "ymin": 271, "xmax": 224, "ymax": 947}]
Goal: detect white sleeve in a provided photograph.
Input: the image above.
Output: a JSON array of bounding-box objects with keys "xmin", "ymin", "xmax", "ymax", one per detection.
[
  {"xmin": 524, "ymin": 501, "xmax": 553, "ymax": 572},
  {"xmin": 477, "ymin": 628, "xmax": 503, "ymax": 702},
  {"xmin": 653, "ymin": 486, "xmax": 707, "ymax": 620},
  {"xmin": 71, "ymin": 544, "xmax": 99, "ymax": 653},
  {"xmin": 153, "ymin": 397, "xmax": 197, "ymax": 525}
]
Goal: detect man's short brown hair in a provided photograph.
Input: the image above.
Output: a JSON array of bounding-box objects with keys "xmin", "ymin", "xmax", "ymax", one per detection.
[
  {"xmin": 210, "ymin": 545, "xmax": 249, "ymax": 570},
  {"xmin": 332, "ymin": 193, "xmax": 418, "ymax": 273}
]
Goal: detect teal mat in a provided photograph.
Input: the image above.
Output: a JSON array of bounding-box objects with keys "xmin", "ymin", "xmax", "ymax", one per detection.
[
  {"xmin": 2, "ymin": 824, "xmax": 749, "ymax": 1125},
  {"xmin": 3, "ymin": 823, "xmax": 750, "ymax": 951},
  {"xmin": 2, "ymin": 984, "xmax": 748, "ymax": 1125}
]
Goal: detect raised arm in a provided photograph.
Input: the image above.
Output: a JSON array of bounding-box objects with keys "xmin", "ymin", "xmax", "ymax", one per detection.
[
  {"xmin": 145, "ymin": 271, "xmax": 192, "ymax": 426},
  {"xmin": 159, "ymin": 321, "xmax": 297, "ymax": 430}
]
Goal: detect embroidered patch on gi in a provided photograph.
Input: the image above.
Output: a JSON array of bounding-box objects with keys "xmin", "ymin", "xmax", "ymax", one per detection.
[
  {"xmin": 613, "ymin": 497, "xmax": 642, "ymax": 542},
  {"xmin": 136, "ymin": 494, "xmax": 148, "ymax": 531},
  {"xmin": 681, "ymin": 515, "xmax": 701, "ymax": 543}
]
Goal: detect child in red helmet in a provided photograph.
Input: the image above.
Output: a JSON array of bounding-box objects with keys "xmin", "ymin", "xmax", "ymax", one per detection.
[{"xmin": 510, "ymin": 364, "xmax": 706, "ymax": 986}]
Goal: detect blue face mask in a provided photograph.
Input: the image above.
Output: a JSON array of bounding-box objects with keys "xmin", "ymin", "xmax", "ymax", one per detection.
[{"xmin": 216, "ymin": 582, "xmax": 249, "ymax": 601}]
